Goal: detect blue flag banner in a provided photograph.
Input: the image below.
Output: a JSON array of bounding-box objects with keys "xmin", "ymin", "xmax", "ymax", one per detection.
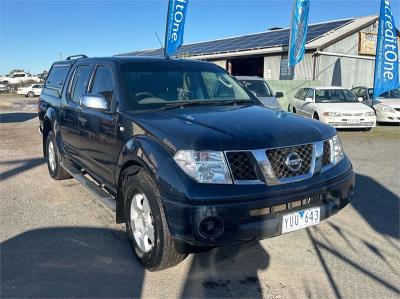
[
  {"xmin": 165, "ymin": 0, "xmax": 189, "ymax": 57},
  {"xmin": 288, "ymin": 0, "xmax": 311, "ymax": 67},
  {"xmin": 373, "ymin": 0, "xmax": 400, "ymax": 99}
]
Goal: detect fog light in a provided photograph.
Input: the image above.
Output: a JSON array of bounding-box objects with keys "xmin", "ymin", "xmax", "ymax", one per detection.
[{"xmin": 199, "ymin": 216, "xmax": 224, "ymax": 239}]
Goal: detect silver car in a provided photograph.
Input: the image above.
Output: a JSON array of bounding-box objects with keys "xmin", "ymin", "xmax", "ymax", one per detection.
[{"xmin": 236, "ymin": 76, "xmax": 283, "ymax": 110}]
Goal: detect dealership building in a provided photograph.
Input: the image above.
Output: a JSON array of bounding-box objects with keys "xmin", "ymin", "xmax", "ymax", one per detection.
[{"xmin": 124, "ymin": 15, "xmax": 399, "ymax": 104}]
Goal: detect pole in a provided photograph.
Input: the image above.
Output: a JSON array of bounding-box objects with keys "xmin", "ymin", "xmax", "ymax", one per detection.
[{"xmin": 164, "ymin": 0, "xmax": 171, "ymax": 58}]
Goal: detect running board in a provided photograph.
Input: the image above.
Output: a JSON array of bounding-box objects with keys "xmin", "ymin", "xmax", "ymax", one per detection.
[{"xmin": 60, "ymin": 161, "xmax": 116, "ymax": 212}]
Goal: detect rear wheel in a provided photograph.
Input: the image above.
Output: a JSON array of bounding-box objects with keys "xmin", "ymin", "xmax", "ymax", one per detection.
[
  {"xmin": 313, "ymin": 113, "xmax": 319, "ymax": 120},
  {"xmin": 46, "ymin": 131, "xmax": 71, "ymax": 180},
  {"xmin": 292, "ymin": 107, "xmax": 297, "ymax": 114},
  {"xmin": 27, "ymin": 91, "xmax": 35, "ymax": 98},
  {"xmin": 123, "ymin": 169, "xmax": 186, "ymax": 271}
]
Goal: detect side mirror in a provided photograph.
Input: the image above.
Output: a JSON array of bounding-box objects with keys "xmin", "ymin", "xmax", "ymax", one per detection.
[
  {"xmin": 305, "ymin": 97, "xmax": 313, "ymax": 103},
  {"xmin": 275, "ymin": 92, "xmax": 284, "ymax": 98},
  {"xmin": 81, "ymin": 93, "xmax": 109, "ymax": 111},
  {"xmin": 358, "ymin": 97, "xmax": 364, "ymax": 102}
]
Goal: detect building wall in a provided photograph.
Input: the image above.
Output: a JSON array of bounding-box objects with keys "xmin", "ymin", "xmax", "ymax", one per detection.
[{"xmin": 316, "ymin": 23, "xmax": 377, "ymax": 88}]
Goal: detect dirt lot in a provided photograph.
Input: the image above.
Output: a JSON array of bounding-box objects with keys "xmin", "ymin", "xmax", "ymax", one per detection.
[{"xmin": 1, "ymin": 94, "xmax": 399, "ymax": 298}]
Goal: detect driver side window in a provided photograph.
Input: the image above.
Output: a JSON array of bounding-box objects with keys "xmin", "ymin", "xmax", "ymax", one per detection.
[{"xmin": 90, "ymin": 65, "xmax": 115, "ymax": 105}]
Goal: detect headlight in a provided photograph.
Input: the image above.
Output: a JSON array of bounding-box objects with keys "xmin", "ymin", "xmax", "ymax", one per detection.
[
  {"xmin": 323, "ymin": 112, "xmax": 341, "ymax": 117},
  {"xmin": 174, "ymin": 151, "xmax": 232, "ymax": 184},
  {"xmin": 330, "ymin": 135, "xmax": 345, "ymax": 165},
  {"xmin": 364, "ymin": 111, "xmax": 375, "ymax": 117},
  {"xmin": 378, "ymin": 105, "xmax": 395, "ymax": 113}
]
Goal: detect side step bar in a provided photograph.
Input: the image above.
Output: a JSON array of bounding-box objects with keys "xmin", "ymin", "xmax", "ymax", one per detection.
[{"xmin": 60, "ymin": 161, "xmax": 116, "ymax": 212}]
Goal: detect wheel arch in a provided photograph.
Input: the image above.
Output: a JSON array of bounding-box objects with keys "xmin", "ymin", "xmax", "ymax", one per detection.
[
  {"xmin": 42, "ymin": 107, "xmax": 58, "ymax": 157},
  {"xmin": 114, "ymin": 136, "xmax": 173, "ymax": 223}
]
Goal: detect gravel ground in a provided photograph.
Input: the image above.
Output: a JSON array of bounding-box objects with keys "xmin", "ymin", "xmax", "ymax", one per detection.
[{"xmin": 0, "ymin": 95, "xmax": 399, "ymax": 298}]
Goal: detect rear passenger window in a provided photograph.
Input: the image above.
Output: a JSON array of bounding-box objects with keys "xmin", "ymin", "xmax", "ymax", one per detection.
[
  {"xmin": 68, "ymin": 66, "xmax": 93, "ymax": 103},
  {"xmin": 90, "ymin": 66, "xmax": 114, "ymax": 104},
  {"xmin": 46, "ymin": 65, "xmax": 69, "ymax": 89}
]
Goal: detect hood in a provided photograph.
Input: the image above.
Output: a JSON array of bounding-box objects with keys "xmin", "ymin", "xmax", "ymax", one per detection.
[
  {"xmin": 257, "ymin": 97, "xmax": 282, "ymax": 110},
  {"xmin": 319, "ymin": 102, "xmax": 373, "ymax": 113},
  {"xmin": 374, "ymin": 98, "xmax": 400, "ymax": 108},
  {"xmin": 125, "ymin": 105, "xmax": 336, "ymax": 152}
]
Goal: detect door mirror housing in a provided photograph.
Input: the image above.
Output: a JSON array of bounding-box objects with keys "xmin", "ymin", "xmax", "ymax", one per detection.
[
  {"xmin": 81, "ymin": 94, "xmax": 109, "ymax": 111},
  {"xmin": 358, "ymin": 97, "xmax": 364, "ymax": 102},
  {"xmin": 305, "ymin": 97, "xmax": 313, "ymax": 103},
  {"xmin": 275, "ymin": 92, "xmax": 284, "ymax": 98}
]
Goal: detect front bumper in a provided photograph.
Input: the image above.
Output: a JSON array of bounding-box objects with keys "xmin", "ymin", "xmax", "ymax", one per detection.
[
  {"xmin": 323, "ymin": 116, "xmax": 376, "ymax": 128},
  {"xmin": 376, "ymin": 110, "xmax": 400, "ymax": 123},
  {"xmin": 162, "ymin": 162, "xmax": 355, "ymax": 249}
]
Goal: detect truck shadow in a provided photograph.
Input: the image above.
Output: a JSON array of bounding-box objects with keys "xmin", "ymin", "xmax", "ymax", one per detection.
[
  {"xmin": 0, "ymin": 227, "xmax": 144, "ymax": 298},
  {"xmin": 181, "ymin": 242, "xmax": 269, "ymax": 298},
  {"xmin": 0, "ymin": 112, "xmax": 37, "ymax": 123},
  {"xmin": 351, "ymin": 173, "xmax": 399, "ymax": 239}
]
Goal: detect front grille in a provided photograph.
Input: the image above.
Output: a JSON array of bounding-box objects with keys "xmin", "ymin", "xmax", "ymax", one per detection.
[
  {"xmin": 266, "ymin": 144, "xmax": 313, "ymax": 179},
  {"xmin": 341, "ymin": 112, "xmax": 363, "ymax": 117},
  {"xmin": 226, "ymin": 152, "xmax": 258, "ymax": 181},
  {"xmin": 322, "ymin": 140, "xmax": 331, "ymax": 167}
]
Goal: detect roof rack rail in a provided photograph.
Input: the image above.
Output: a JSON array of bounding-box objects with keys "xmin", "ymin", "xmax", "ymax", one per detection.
[{"xmin": 66, "ymin": 54, "xmax": 88, "ymax": 60}]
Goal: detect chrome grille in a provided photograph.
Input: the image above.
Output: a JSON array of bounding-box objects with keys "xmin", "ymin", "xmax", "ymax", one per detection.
[
  {"xmin": 266, "ymin": 144, "xmax": 313, "ymax": 179},
  {"xmin": 226, "ymin": 152, "xmax": 258, "ymax": 181},
  {"xmin": 322, "ymin": 140, "xmax": 331, "ymax": 167}
]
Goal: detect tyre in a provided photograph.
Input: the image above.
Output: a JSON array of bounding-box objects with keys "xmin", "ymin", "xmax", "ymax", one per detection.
[
  {"xmin": 362, "ymin": 127, "xmax": 372, "ymax": 132},
  {"xmin": 288, "ymin": 105, "xmax": 291, "ymax": 112},
  {"xmin": 46, "ymin": 131, "xmax": 71, "ymax": 180},
  {"xmin": 292, "ymin": 107, "xmax": 296, "ymax": 114},
  {"xmin": 313, "ymin": 113, "xmax": 319, "ymax": 120},
  {"xmin": 27, "ymin": 91, "xmax": 35, "ymax": 98},
  {"xmin": 123, "ymin": 169, "xmax": 186, "ymax": 271}
]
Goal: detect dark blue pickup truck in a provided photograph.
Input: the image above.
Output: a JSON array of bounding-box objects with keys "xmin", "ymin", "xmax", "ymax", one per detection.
[{"xmin": 38, "ymin": 55, "xmax": 355, "ymax": 271}]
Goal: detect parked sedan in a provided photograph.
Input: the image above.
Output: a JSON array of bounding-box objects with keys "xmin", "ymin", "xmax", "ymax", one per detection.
[
  {"xmin": 0, "ymin": 82, "xmax": 10, "ymax": 93},
  {"xmin": 17, "ymin": 84, "xmax": 43, "ymax": 97},
  {"xmin": 236, "ymin": 76, "xmax": 283, "ymax": 110},
  {"xmin": 290, "ymin": 86, "xmax": 376, "ymax": 130},
  {"xmin": 351, "ymin": 87, "xmax": 400, "ymax": 123}
]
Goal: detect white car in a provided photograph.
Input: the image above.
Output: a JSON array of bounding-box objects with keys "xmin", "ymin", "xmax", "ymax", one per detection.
[
  {"xmin": 235, "ymin": 76, "xmax": 283, "ymax": 110},
  {"xmin": 289, "ymin": 86, "xmax": 376, "ymax": 130},
  {"xmin": 0, "ymin": 72, "xmax": 41, "ymax": 85},
  {"xmin": 351, "ymin": 87, "xmax": 400, "ymax": 123},
  {"xmin": 17, "ymin": 84, "xmax": 43, "ymax": 97}
]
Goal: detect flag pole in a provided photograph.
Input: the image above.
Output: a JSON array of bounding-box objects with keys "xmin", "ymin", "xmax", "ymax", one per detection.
[{"xmin": 164, "ymin": 0, "xmax": 171, "ymax": 59}]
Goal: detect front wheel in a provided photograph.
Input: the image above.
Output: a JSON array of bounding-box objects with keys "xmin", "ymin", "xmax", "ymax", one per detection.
[
  {"xmin": 27, "ymin": 91, "xmax": 35, "ymax": 98},
  {"xmin": 313, "ymin": 113, "xmax": 319, "ymax": 120},
  {"xmin": 123, "ymin": 169, "xmax": 186, "ymax": 271}
]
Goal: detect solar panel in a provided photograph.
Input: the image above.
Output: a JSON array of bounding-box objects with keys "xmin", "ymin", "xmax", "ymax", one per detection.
[{"xmin": 124, "ymin": 18, "xmax": 354, "ymax": 57}]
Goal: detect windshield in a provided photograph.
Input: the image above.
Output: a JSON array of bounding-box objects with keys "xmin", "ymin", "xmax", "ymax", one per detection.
[
  {"xmin": 120, "ymin": 61, "xmax": 252, "ymax": 111},
  {"xmin": 239, "ymin": 79, "xmax": 273, "ymax": 97},
  {"xmin": 315, "ymin": 89, "xmax": 359, "ymax": 103}
]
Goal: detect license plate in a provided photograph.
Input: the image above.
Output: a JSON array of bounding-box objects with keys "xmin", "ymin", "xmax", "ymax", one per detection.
[
  {"xmin": 282, "ymin": 207, "xmax": 320, "ymax": 234},
  {"xmin": 347, "ymin": 118, "xmax": 360, "ymax": 124}
]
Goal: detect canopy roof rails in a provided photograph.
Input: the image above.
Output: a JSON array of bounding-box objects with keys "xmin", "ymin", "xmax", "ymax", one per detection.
[{"xmin": 66, "ymin": 54, "xmax": 88, "ymax": 60}]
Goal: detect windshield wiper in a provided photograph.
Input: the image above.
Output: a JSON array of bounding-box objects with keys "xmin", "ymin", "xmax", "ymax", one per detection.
[{"xmin": 159, "ymin": 99, "xmax": 253, "ymax": 111}]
